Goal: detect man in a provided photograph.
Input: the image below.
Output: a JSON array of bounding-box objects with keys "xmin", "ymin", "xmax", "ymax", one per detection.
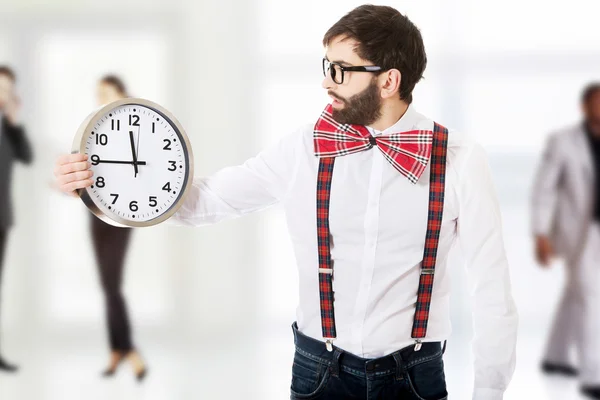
[
  {"xmin": 533, "ymin": 82, "xmax": 600, "ymax": 400},
  {"xmin": 0, "ymin": 65, "xmax": 33, "ymax": 373},
  {"xmin": 54, "ymin": 5, "xmax": 518, "ymax": 399}
]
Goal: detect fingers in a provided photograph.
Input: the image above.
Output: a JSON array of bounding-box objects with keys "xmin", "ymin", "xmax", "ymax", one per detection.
[
  {"xmin": 56, "ymin": 153, "xmax": 88, "ymax": 167},
  {"xmin": 56, "ymin": 169, "xmax": 93, "ymax": 185},
  {"xmin": 54, "ymin": 153, "xmax": 93, "ymax": 196},
  {"xmin": 54, "ymin": 160, "xmax": 91, "ymax": 176},
  {"xmin": 54, "ymin": 153, "xmax": 90, "ymax": 177},
  {"xmin": 60, "ymin": 178, "xmax": 95, "ymax": 196}
]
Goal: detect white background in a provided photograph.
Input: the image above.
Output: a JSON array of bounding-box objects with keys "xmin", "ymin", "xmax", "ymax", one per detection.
[{"xmin": 0, "ymin": 0, "xmax": 598, "ymax": 399}]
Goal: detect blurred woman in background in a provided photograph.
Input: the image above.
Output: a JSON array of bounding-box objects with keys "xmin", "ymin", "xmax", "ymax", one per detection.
[{"xmin": 92, "ymin": 75, "xmax": 147, "ymax": 381}]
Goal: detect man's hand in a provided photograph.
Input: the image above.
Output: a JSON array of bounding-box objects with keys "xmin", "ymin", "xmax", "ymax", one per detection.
[
  {"xmin": 54, "ymin": 154, "xmax": 93, "ymax": 197},
  {"xmin": 5, "ymin": 93, "xmax": 20, "ymax": 126},
  {"xmin": 535, "ymin": 235, "xmax": 554, "ymax": 267}
]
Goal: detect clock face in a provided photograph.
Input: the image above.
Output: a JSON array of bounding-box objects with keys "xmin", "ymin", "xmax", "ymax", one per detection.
[{"xmin": 80, "ymin": 102, "xmax": 191, "ymax": 226}]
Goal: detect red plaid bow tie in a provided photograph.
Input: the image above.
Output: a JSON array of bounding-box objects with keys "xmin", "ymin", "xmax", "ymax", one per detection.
[{"xmin": 313, "ymin": 104, "xmax": 433, "ymax": 184}]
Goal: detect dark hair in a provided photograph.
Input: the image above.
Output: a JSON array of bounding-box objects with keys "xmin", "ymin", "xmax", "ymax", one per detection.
[
  {"xmin": 0, "ymin": 65, "xmax": 16, "ymax": 82},
  {"xmin": 100, "ymin": 75, "xmax": 128, "ymax": 96},
  {"xmin": 323, "ymin": 5, "xmax": 426, "ymax": 104},
  {"xmin": 582, "ymin": 82, "xmax": 600, "ymax": 104}
]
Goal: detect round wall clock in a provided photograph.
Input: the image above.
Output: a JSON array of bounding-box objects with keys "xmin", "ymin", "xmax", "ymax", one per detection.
[{"xmin": 71, "ymin": 98, "xmax": 194, "ymax": 227}]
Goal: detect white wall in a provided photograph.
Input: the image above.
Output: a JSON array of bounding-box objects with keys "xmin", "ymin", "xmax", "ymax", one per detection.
[{"xmin": 1, "ymin": 0, "xmax": 599, "ymax": 398}]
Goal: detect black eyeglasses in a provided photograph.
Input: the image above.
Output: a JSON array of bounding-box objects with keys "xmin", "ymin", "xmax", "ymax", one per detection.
[{"xmin": 322, "ymin": 58, "xmax": 382, "ymax": 84}]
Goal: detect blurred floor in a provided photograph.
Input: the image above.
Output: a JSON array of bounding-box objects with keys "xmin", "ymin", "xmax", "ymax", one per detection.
[
  {"xmin": 0, "ymin": 328, "xmax": 589, "ymax": 400},
  {"xmin": 0, "ymin": 154, "xmax": 589, "ymax": 400}
]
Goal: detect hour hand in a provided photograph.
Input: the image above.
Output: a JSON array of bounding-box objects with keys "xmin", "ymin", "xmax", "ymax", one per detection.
[{"xmin": 95, "ymin": 159, "xmax": 147, "ymax": 165}]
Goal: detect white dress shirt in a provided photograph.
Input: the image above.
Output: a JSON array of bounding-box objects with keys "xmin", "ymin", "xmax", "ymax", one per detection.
[{"xmin": 173, "ymin": 105, "xmax": 518, "ymax": 400}]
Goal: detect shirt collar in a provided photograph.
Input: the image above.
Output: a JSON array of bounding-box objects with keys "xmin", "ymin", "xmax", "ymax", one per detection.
[{"xmin": 366, "ymin": 104, "xmax": 419, "ymax": 137}]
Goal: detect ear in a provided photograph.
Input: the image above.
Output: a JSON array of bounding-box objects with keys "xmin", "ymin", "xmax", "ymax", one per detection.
[{"xmin": 379, "ymin": 69, "xmax": 401, "ymax": 99}]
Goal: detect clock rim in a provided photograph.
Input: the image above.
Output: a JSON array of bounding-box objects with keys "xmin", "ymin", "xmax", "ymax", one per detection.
[{"xmin": 71, "ymin": 97, "xmax": 195, "ymax": 228}]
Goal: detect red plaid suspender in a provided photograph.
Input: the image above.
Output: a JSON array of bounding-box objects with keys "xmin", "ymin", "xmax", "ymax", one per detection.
[
  {"xmin": 410, "ymin": 123, "xmax": 449, "ymax": 349},
  {"xmin": 316, "ymin": 122, "xmax": 449, "ymax": 352},
  {"xmin": 316, "ymin": 157, "xmax": 337, "ymax": 350}
]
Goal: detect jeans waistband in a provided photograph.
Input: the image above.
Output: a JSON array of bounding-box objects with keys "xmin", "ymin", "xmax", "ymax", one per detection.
[{"xmin": 292, "ymin": 322, "xmax": 444, "ymax": 376}]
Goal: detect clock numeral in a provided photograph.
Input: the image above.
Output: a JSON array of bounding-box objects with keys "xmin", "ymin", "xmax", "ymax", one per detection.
[
  {"xmin": 90, "ymin": 155, "xmax": 100, "ymax": 165},
  {"xmin": 152, "ymin": 122, "xmax": 155, "ymax": 133},
  {"xmin": 163, "ymin": 139, "xmax": 172, "ymax": 150},
  {"xmin": 129, "ymin": 201, "xmax": 138, "ymax": 212},
  {"xmin": 111, "ymin": 119, "xmax": 120, "ymax": 131},
  {"xmin": 168, "ymin": 161, "xmax": 177, "ymax": 171},
  {"xmin": 96, "ymin": 176, "xmax": 105, "ymax": 188},
  {"xmin": 129, "ymin": 115, "xmax": 140, "ymax": 127},
  {"xmin": 162, "ymin": 182, "xmax": 171, "ymax": 192},
  {"xmin": 149, "ymin": 196, "xmax": 157, "ymax": 207},
  {"xmin": 95, "ymin": 133, "xmax": 108, "ymax": 146},
  {"xmin": 110, "ymin": 193, "xmax": 119, "ymax": 204}
]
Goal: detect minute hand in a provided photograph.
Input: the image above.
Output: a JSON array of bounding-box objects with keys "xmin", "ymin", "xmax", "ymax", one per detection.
[{"xmin": 128, "ymin": 130, "xmax": 139, "ymax": 177}]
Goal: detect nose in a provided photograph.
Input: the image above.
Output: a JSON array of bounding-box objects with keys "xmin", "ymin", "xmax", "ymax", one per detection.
[{"xmin": 322, "ymin": 73, "xmax": 336, "ymax": 90}]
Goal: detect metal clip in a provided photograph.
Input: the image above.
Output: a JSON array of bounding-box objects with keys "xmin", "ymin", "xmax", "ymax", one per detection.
[
  {"xmin": 319, "ymin": 268, "xmax": 333, "ymax": 275},
  {"xmin": 326, "ymin": 339, "xmax": 334, "ymax": 352},
  {"xmin": 414, "ymin": 340, "xmax": 422, "ymax": 352},
  {"xmin": 420, "ymin": 269, "xmax": 435, "ymax": 275}
]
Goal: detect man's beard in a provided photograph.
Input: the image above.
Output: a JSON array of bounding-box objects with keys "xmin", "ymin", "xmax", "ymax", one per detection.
[{"xmin": 330, "ymin": 80, "xmax": 382, "ymax": 126}]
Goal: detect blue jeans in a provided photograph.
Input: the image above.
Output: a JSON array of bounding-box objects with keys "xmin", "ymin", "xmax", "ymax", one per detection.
[{"xmin": 290, "ymin": 323, "xmax": 448, "ymax": 400}]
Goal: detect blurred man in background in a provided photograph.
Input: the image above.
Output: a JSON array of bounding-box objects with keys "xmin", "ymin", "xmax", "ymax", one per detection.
[
  {"xmin": 532, "ymin": 82, "xmax": 600, "ymax": 399},
  {"xmin": 0, "ymin": 65, "xmax": 33, "ymax": 372}
]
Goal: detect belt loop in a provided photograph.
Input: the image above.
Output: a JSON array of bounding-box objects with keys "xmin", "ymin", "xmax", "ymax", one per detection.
[
  {"xmin": 330, "ymin": 348, "xmax": 343, "ymax": 378},
  {"xmin": 392, "ymin": 351, "xmax": 404, "ymax": 381},
  {"xmin": 442, "ymin": 340, "xmax": 447, "ymax": 355}
]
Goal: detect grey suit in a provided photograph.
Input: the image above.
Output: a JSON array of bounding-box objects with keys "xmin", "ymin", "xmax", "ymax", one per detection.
[
  {"xmin": 532, "ymin": 123, "xmax": 596, "ymax": 262},
  {"xmin": 532, "ymin": 123, "xmax": 600, "ymax": 385}
]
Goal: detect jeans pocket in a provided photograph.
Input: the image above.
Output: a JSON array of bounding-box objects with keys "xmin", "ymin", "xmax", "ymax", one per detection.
[
  {"xmin": 290, "ymin": 350, "xmax": 330, "ymax": 399},
  {"xmin": 406, "ymin": 353, "xmax": 448, "ymax": 400}
]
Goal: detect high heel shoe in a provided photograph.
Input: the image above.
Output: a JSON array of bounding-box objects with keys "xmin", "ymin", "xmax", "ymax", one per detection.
[
  {"xmin": 0, "ymin": 356, "xmax": 18, "ymax": 373},
  {"xmin": 126, "ymin": 350, "xmax": 148, "ymax": 383},
  {"xmin": 101, "ymin": 352, "xmax": 125, "ymax": 377},
  {"xmin": 135, "ymin": 366, "xmax": 148, "ymax": 382}
]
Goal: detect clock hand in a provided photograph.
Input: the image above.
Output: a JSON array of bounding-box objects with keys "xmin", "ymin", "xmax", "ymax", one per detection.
[
  {"xmin": 136, "ymin": 124, "xmax": 141, "ymax": 162},
  {"xmin": 128, "ymin": 130, "xmax": 139, "ymax": 177},
  {"xmin": 95, "ymin": 159, "xmax": 147, "ymax": 165}
]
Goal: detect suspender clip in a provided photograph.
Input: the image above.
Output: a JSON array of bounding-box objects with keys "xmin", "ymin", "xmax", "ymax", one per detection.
[
  {"xmin": 325, "ymin": 339, "xmax": 334, "ymax": 352},
  {"xmin": 420, "ymin": 269, "xmax": 435, "ymax": 275},
  {"xmin": 319, "ymin": 268, "xmax": 333, "ymax": 275},
  {"xmin": 414, "ymin": 339, "xmax": 422, "ymax": 352}
]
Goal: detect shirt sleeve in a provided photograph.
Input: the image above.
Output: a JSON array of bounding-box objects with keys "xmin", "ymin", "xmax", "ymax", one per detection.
[
  {"xmin": 455, "ymin": 144, "xmax": 519, "ymax": 400},
  {"xmin": 530, "ymin": 133, "xmax": 563, "ymax": 236},
  {"xmin": 171, "ymin": 126, "xmax": 304, "ymax": 226}
]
